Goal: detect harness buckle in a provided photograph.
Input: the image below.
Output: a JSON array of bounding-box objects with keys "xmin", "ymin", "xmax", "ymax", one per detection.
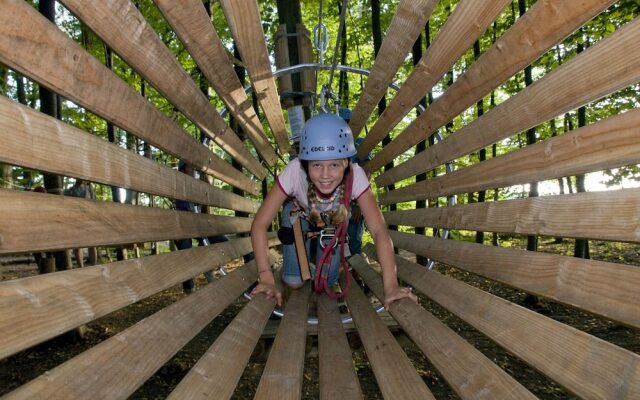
[{"xmin": 319, "ymin": 228, "xmax": 345, "ymax": 249}]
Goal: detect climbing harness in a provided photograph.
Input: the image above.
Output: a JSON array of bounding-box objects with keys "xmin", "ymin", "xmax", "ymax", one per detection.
[{"xmin": 312, "ymin": 169, "xmax": 353, "ymax": 300}]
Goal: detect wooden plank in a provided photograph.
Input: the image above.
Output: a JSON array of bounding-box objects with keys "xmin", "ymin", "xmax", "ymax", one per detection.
[
  {"xmin": 371, "ymin": 0, "xmax": 621, "ymax": 181},
  {"xmin": 254, "ymin": 284, "xmax": 310, "ymax": 400},
  {"xmin": 59, "ymin": 0, "xmax": 267, "ymax": 179},
  {"xmin": 348, "ymin": 0, "xmax": 438, "ymax": 137},
  {"xmin": 317, "ymin": 294, "xmax": 363, "ymax": 400},
  {"xmin": 220, "ymin": 0, "xmax": 291, "ymax": 155},
  {"xmin": 0, "ymin": 189, "xmax": 252, "ymax": 253},
  {"xmin": 357, "ymin": 0, "xmax": 511, "ymax": 160},
  {"xmin": 385, "ymin": 187, "xmax": 640, "ymax": 244},
  {"xmin": 344, "ymin": 273, "xmax": 435, "ymax": 399},
  {"xmin": 388, "ymin": 230, "xmax": 640, "ymax": 330},
  {"xmin": 153, "ymin": 0, "xmax": 278, "ymax": 167},
  {"xmin": 379, "ymin": 109, "xmax": 640, "ymax": 202},
  {"xmin": 167, "ymin": 293, "xmax": 276, "ymax": 400},
  {"xmin": 0, "ymin": 0, "xmax": 259, "ymax": 195},
  {"xmin": 376, "ymin": 249, "xmax": 640, "ymax": 400},
  {"xmin": 3, "ymin": 257, "xmax": 272, "ymax": 400},
  {"xmin": 0, "ymin": 236, "xmax": 278, "ymax": 360},
  {"xmin": 349, "ymin": 254, "xmax": 537, "ymax": 400},
  {"xmin": 0, "ymin": 96, "xmax": 258, "ymax": 214}
]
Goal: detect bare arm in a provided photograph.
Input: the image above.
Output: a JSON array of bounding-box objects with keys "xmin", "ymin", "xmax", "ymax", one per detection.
[
  {"xmin": 357, "ymin": 189, "xmax": 417, "ymax": 309},
  {"xmin": 250, "ymin": 185, "xmax": 288, "ymax": 306}
]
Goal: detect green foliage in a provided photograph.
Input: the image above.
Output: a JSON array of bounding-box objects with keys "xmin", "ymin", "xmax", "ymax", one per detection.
[{"xmin": 1, "ymin": 0, "xmax": 637, "ymax": 202}]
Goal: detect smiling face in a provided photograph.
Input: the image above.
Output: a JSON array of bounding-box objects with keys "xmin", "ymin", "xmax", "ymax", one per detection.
[{"xmin": 306, "ymin": 159, "xmax": 349, "ymax": 195}]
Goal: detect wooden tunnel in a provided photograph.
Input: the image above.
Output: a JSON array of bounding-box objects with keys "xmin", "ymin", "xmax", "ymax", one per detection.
[{"xmin": 1, "ymin": 0, "xmax": 639, "ymax": 398}]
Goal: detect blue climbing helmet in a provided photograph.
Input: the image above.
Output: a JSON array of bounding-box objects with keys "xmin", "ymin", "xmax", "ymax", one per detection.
[{"xmin": 299, "ymin": 112, "xmax": 356, "ymax": 160}]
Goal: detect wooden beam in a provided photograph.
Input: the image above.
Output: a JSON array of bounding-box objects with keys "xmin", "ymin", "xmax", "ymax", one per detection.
[
  {"xmin": 357, "ymin": 0, "xmax": 511, "ymax": 159},
  {"xmin": 348, "ymin": 0, "xmax": 438, "ymax": 137},
  {"xmin": 388, "ymin": 231, "xmax": 640, "ymax": 330},
  {"xmin": 220, "ymin": 0, "xmax": 291, "ymax": 155},
  {"xmin": 0, "ymin": 237, "xmax": 278, "ymax": 360},
  {"xmin": 59, "ymin": 0, "xmax": 267, "ymax": 179},
  {"xmin": 385, "ymin": 188, "xmax": 640, "ymax": 244},
  {"xmin": 0, "ymin": 189, "xmax": 252, "ymax": 253},
  {"xmin": 0, "ymin": 96, "xmax": 258, "ymax": 214},
  {"xmin": 380, "ymin": 250, "xmax": 640, "ymax": 400},
  {"xmin": 378, "ymin": 109, "xmax": 640, "ymax": 200},
  {"xmin": 254, "ymin": 284, "xmax": 310, "ymax": 399},
  {"xmin": 350, "ymin": 254, "xmax": 537, "ymax": 400},
  {"xmin": 368, "ymin": 0, "xmax": 620, "ymax": 177},
  {"xmin": 168, "ymin": 293, "xmax": 276, "ymax": 399},
  {"xmin": 3, "ymin": 257, "xmax": 271, "ymax": 399},
  {"xmin": 153, "ymin": 0, "xmax": 278, "ymax": 167},
  {"xmin": 317, "ymin": 294, "xmax": 363, "ymax": 400},
  {"xmin": 345, "ymin": 273, "xmax": 435, "ymax": 399},
  {"xmin": 0, "ymin": 0, "xmax": 259, "ymax": 195}
]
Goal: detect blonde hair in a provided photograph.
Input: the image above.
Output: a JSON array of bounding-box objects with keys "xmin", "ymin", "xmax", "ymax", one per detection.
[{"xmin": 307, "ymin": 180, "xmax": 348, "ymax": 227}]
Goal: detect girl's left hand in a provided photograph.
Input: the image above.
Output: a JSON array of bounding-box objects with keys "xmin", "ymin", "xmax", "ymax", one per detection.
[{"xmin": 383, "ymin": 286, "xmax": 417, "ymax": 310}]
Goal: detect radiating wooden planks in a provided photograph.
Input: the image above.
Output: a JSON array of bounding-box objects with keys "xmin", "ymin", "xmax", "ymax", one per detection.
[
  {"xmin": 350, "ymin": 253, "xmax": 537, "ymax": 400},
  {"xmin": 379, "ymin": 109, "xmax": 640, "ymax": 202},
  {"xmin": 59, "ymin": 0, "xmax": 266, "ymax": 179},
  {"xmin": 317, "ymin": 294, "xmax": 363, "ymax": 400},
  {"xmin": 384, "ymin": 187, "xmax": 640, "ymax": 244},
  {"xmin": 370, "ymin": 0, "xmax": 621, "ymax": 179},
  {"xmin": 0, "ymin": 96, "xmax": 258, "ymax": 214},
  {"xmin": 153, "ymin": 0, "xmax": 278, "ymax": 167},
  {"xmin": 2, "ymin": 257, "xmax": 271, "ymax": 400},
  {"xmin": 388, "ymin": 230, "xmax": 640, "ymax": 330},
  {"xmin": 167, "ymin": 293, "xmax": 276, "ymax": 399},
  {"xmin": 220, "ymin": 0, "xmax": 291, "ymax": 155},
  {"xmin": 0, "ymin": 189, "xmax": 252, "ymax": 253},
  {"xmin": 0, "ymin": 0, "xmax": 259, "ymax": 195},
  {"xmin": 0, "ymin": 237, "xmax": 278, "ymax": 360},
  {"xmin": 357, "ymin": 0, "xmax": 511, "ymax": 159},
  {"xmin": 344, "ymin": 273, "xmax": 435, "ymax": 399},
  {"xmin": 348, "ymin": 0, "xmax": 438, "ymax": 137},
  {"xmin": 382, "ymin": 250, "xmax": 640, "ymax": 400},
  {"xmin": 254, "ymin": 285, "xmax": 310, "ymax": 400}
]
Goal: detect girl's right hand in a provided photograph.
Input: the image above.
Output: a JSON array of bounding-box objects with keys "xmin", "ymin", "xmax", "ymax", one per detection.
[{"xmin": 251, "ymin": 282, "xmax": 283, "ymax": 306}]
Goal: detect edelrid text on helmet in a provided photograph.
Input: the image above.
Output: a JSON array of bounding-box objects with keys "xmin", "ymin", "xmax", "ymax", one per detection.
[{"xmin": 299, "ymin": 113, "xmax": 356, "ymax": 160}]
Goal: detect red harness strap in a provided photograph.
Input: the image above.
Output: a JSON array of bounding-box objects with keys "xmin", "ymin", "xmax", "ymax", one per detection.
[{"xmin": 313, "ymin": 170, "xmax": 353, "ymax": 299}]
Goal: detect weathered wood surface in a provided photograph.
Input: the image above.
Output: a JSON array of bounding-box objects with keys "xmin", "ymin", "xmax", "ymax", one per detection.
[
  {"xmin": 357, "ymin": 0, "xmax": 511, "ymax": 159},
  {"xmin": 350, "ymin": 253, "xmax": 537, "ymax": 400},
  {"xmin": 254, "ymin": 285, "xmax": 310, "ymax": 400},
  {"xmin": 0, "ymin": 189, "xmax": 252, "ymax": 253},
  {"xmin": 383, "ymin": 251, "xmax": 640, "ymax": 400},
  {"xmin": 0, "ymin": 0, "xmax": 259, "ymax": 195},
  {"xmin": 371, "ymin": 0, "xmax": 625, "ymax": 181},
  {"xmin": 317, "ymin": 294, "xmax": 363, "ymax": 400},
  {"xmin": 348, "ymin": 0, "xmax": 438, "ymax": 137},
  {"xmin": 0, "ymin": 237, "xmax": 278, "ymax": 360},
  {"xmin": 2, "ymin": 257, "xmax": 272, "ymax": 400},
  {"xmin": 0, "ymin": 96, "xmax": 258, "ymax": 214},
  {"xmin": 59, "ymin": 0, "xmax": 267, "ymax": 179},
  {"xmin": 167, "ymin": 293, "xmax": 276, "ymax": 399},
  {"xmin": 388, "ymin": 231, "xmax": 640, "ymax": 330},
  {"xmin": 220, "ymin": 0, "xmax": 291, "ymax": 155},
  {"xmin": 379, "ymin": 108, "xmax": 640, "ymax": 201},
  {"xmin": 385, "ymin": 187, "xmax": 640, "ymax": 244},
  {"xmin": 154, "ymin": 0, "xmax": 278, "ymax": 167},
  {"xmin": 345, "ymin": 274, "xmax": 435, "ymax": 399}
]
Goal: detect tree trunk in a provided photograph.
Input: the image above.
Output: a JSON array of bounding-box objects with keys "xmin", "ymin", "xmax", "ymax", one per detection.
[
  {"xmin": 372, "ymin": 0, "xmax": 397, "ymax": 244},
  {"xmin": 574, "ymin": 30, "xmax": 590, "ymax": 259},
  {"xmin": 473, "ymin": 39, "xmax": 487, "ymax": 244},
  {"xmin": 414, "ymin": 23, "xmax": 430, "ymax": 265}
]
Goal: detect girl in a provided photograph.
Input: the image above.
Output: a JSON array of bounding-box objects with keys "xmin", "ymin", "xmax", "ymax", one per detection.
[{"xmin": 250, "ymin": 112, "xmax": 417, "ymax": 309}]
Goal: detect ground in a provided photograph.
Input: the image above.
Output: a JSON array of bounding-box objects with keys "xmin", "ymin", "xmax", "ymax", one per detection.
[{"xmin": 1, "ymin": 239, "xmax": 638, "ymax": 399}]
